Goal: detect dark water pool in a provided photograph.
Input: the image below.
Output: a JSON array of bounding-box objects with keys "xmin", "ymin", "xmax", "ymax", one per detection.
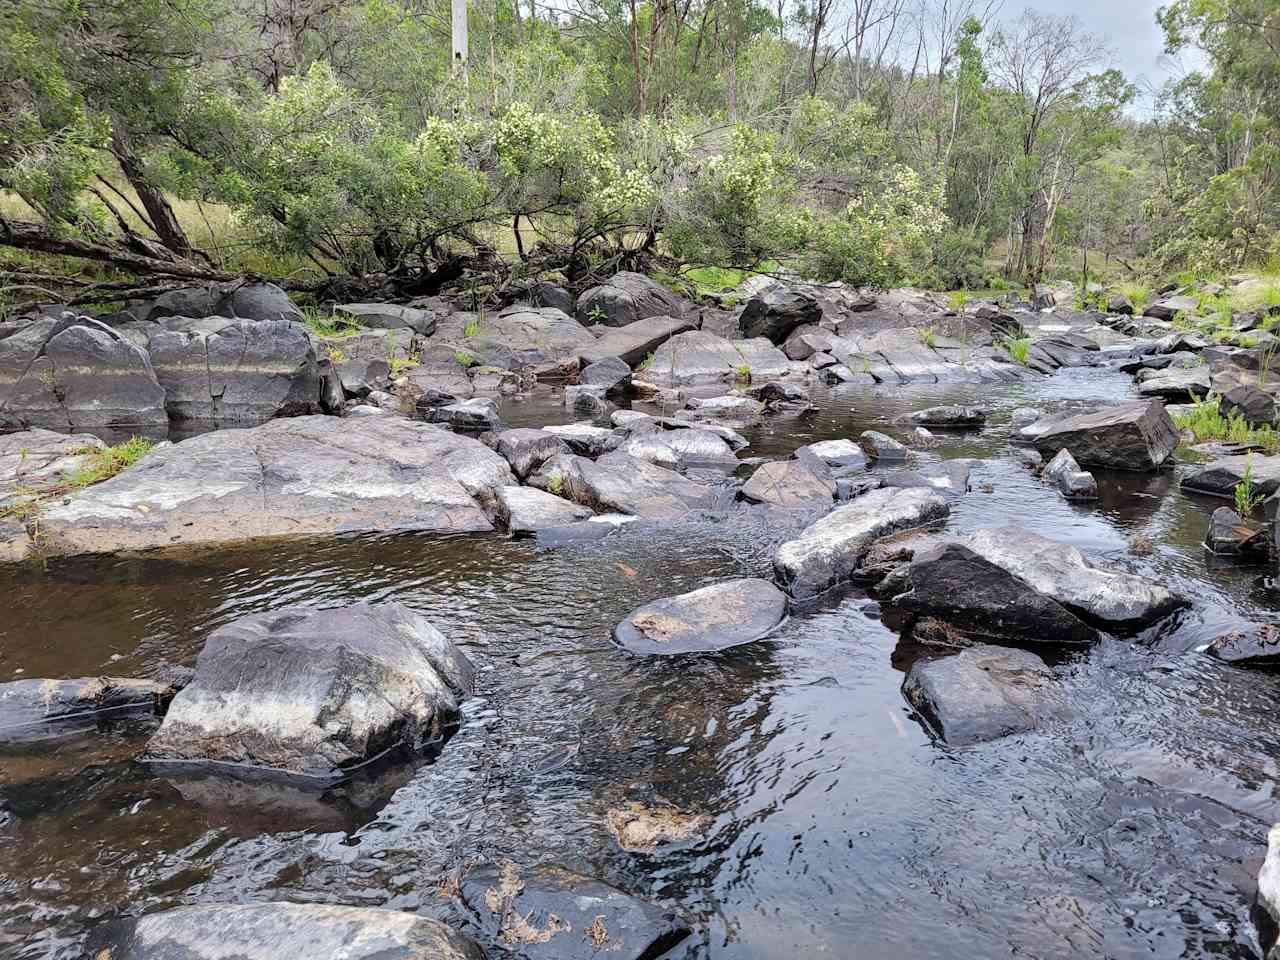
[{"xmin": 3, "ymin": 366, "xmax": 1279, "ymax": 959}]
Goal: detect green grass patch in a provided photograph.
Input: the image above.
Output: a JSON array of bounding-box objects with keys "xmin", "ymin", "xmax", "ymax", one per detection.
[
  {"xmin": 1173, "ymin": 396, "xmax": 1279, "ymax": 453},
  {"xmin": 1004, "ymin": 336, "xmax": 1031, "ymax": 366},
  {"xmin": 454, "ymin": 350, "xmax": 477, "ymax": 368},
  {"xmin": 946, "ymin": 290, "xmax": 969, "ymax": 310},
  {"xmin": 66, "ymin": 437, "xmax": 154, "ymax": 487},
  {"xmin": 463, "ymin": 317, "xmax": 481, "ymax": 337},
  {"xmin": 918, "ymin": 326, "xmax": 938, "ymax": 348},
  {"xmin": 303, "ymin": 307, "xmax": 362, "ymax": 339},
  {"xmin": 1115, "ymin": 282, "xmax": 1150, "ymax": 311}
]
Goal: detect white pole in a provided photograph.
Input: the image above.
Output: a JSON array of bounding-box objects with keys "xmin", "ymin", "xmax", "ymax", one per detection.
[{"xmin": 451, "ymin": 0, "xmax": 468, "ymax": 77}]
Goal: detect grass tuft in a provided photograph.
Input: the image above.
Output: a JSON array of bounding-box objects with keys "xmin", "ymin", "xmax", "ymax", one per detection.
[
  {"xmin": 1004, "ymin": 336, "xmax": 1032, "ymax": 366},
  {"xmin": 1173, "ymin": 395, "xmax": 1279, "ymax": 454},
  {"xmin": 67, "ymin": 438, "xmax": 154, "ymax": 487}
]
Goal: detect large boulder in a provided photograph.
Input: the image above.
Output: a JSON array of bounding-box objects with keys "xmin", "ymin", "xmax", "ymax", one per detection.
[
  {"xmin": 644, "ymin": 331, "xmax": 789, "ymax": 386},
  {"xmin": 437, "ymin": 306, "xmax": 596, "ymax": 371},
  {"xmin": 531, "ymin": 451, "xmax": 718, "ymax": 519},
  {"xmin": 580, "ymin": 356, "xmax": 633, "ymax": 397},
  {"xmin": 577, "ymin": 316, "xmax": 696, "ymax": 367},
  {"xmin": 148, "ymin": 318, "xmax": 321, "ymax": 422},
  {"xmin": 141, "ymin": 281, "xmax": 304, "ymax": 324},
  {"xmin": 1135, "ymin": 365, "xmax": 1211, "ymax": 401},
  {"xmin": 891, "ymin": 527, "xmax": 1186, "ymax": 643},
  {"xmin": 89, "ymin": 903, "xmax": 484, "ymax": 960},
  {"xmin": 740, "ymin": 459, "xmax": 835, "ymax": 506},
  {"xmin": 486, "ymin": 428, "xmax": 567, "ymax": 480},
  {"xmin": 1221, "ymin": 385, "xmax": 1277, "ymax": 426},
  {"xmin": 0, "ymin": 676, "xmax": 182, "ymax": 742},
  {"xmin": 574, "ymin": 271, "xmax": 687, "ymax": 327},
  {"xmin": 146, "ymin": 603, "xmax": 474, "ymax": 782},
  {"xmin": 796, "ymin": 438, "xmax": 867, "ymax": 474},
  {"xmin": 1025, "ymin": 400, "xmax": 1179, "ymax": 471},
  {"xmin": 614, "ymin": 578, "xmax": 787, "ymax": 655},
  {"xmin": 1182, "ymin": 455, "xmax": 1280, "ymax": 500},
  {"xmin": 0, "ymin": 318, "xmax": 167, "ymax": 432},
  {"xmin": 902, "ymin": 646, "xmax": 1060, "ymax": 747},
  {"xmin": 494, "ymin": 485, "xmax": 594, "ymax": 535},
  {"xmin": 773, "ymin": 487, "xmax": 950, "ymax": 600},
  {"xmin": 738, "ymin": 287, "xmax": 822, "ymax": 343},
  {"xmin": 334, "ymin": 302, "xmax": 438, "ymax": 335},
  {"xmin": 1142, "ymin": 294, "xmax": 1199, "ymax": 322},
  {"xmin": 33, "ymin": 416, "xmax": 515, "ymax": 558}
]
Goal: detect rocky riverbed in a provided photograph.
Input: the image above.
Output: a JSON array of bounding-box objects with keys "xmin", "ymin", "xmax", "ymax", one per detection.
[{"xmin": 4, "ymin": 275, "xmax": 1280, "ymax": 958}]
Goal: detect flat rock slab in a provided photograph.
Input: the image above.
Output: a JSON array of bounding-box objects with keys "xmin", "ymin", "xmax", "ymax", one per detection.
[
  {"xmin": 902, "ymin": 645, "xmax": 1060, "ymax": 746},
  {"xmin": 0, "ymin": 676, "xmax": 181, "ymax": 742},
  {"xmin": 335, "ymin": 302, "xmax": 438, "ymax": 335},
  {"xmin": 456, "ymin": 862, "xmax": 689, "ymax": 960},
  {"xmin": 146, "ymin": 602, "xmax": 474, "ymax": 783},
  {"xmin": 773, "ymin": 487, "xmax": 950, "ymax": 600},
  {"xmin": 578, "ymin": 315, "xmax": 696, "ymax": 367},
  {"xmin": 1136, "ymin": 365, "xmax": 1211, "ymax": 400},
  {"xmin": 614, "ymin": 578, "xmax": 787, "ymax": 654},
  {"xmin": 645, "ymin": 331, "xmax": 790, "ymax": 386},
  {"xmin": 1182, "ymin": 455, "xmax": 1280, "ymax": 500},
  {"xmin": 495, "ymin": 485, "xmax": 594, "ymax": 534},
  {"xmin": 33, "ymin": 415, "xmax": 513, "ymax": 559},
  {"xmin": 797, "ymin": 438, "xmax": 867, "ymax": 472},
  {"xmin": 1209, "ymin": 621, "xmax": 1280, "ymax": 666},
  {"xmin": 533, "ymin": 451, "xmax": 719, "ymax": 519},
  {"xmin": 89, "ymin": 903, "xmax": 483, "ymax": 960},
  {"xmin": 0, "ymin": 428, "xmax": 103, "ymax": 498},
  {"xmin": 1027, "ymin": 400, "xmax": 1179, "ymax": 471},
  {"xmin": 910, "ymin": 405, "xmax": 986, "ymax": 427},
  {"xmin": 740, "ymin": 460, "xmax": 835, "ymax": 506}
]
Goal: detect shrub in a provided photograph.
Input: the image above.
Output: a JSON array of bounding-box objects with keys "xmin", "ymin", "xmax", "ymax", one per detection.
[{"xmin": 1004, "ymin": 336, "xmax": 1032, "ymax": 365}]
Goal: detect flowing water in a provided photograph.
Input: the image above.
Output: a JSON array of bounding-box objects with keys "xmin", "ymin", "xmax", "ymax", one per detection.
[{"xmin": 3, "ymin": 366, "xmax": 1280, "ymax": 959}]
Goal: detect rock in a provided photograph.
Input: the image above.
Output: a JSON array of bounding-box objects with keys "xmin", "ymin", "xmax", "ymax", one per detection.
[
  {"xmin": 860, "ymin": 430, "xmax": 909, "ymax": 461},
  {"xmin": 740, "ymin": 459, "xmax": 836, "ymax": 506},
  {"xmin": 901, "ymin": 646, "xmax": 1060, "ymax": 746},
  {"xmin": 661, "ymin": 428, "xmax": 738, "ymax": 469},
  {"xmin": 1203, "ymin": 506, "xmax": 1270, "ymax": 557},
  {"xmin": 683, "ymin": 394, "xmax": 764, "ymax": 422},
  {"xmin": 663, "ymin": 419, "xmax": 748, "ymax": 450},
  {"xmin": 0, "ymin": 428, "xmax": 103, "ymax": 499},
  {"xmin": 1208, "ymin": 622, "xmax": 1280, "ymax": 666},
  {"xmin": 429, "ymin": 397, "xmax": 501, "ymax": 431},
  {"xmin": 495, "ymin": 485, "xmax": 594, "ymax": 534},
  {"xmin": 0, "ymin": 676, "xmax": 183, "ymax": 742},
  {"xmin": 619, "ymin": 436, "xmax": 680, "ymax": 470},
  {"xmin": 1027, "ymin": 400, "xmax": 1179, "ymax": 471},
  {"xmin": 784, "ymin": 330, "xmax": 833, "ymax": 360},
  {"xmin": 456, "ymin": 862, "xmax": 688, "ymax": 960},
  {"xmin": 1031, "ymin": 283, "xmax": 1058, "ymax": 310},
  {"xmin": 1154, "ymin": 331, "xmax": 1209, "ymax": 354},
  {"xmin": 144, "ymin": 281, "xmax": 303, "ymax": 324},
  {"xmin": 542, "ymin": 423, "xmax": 619, "ymax": 457},
  {"xmin": 146, "ymin": 602, "xmax": 474, "ymax": 782},
  {"xmin": 148, "ymin": 318, "xmax": 321, "ymax": 422},
  {"xmin": 579, "ymin": 356, "xmax": 632, "ymax": 397},
  {"xmin": 748, "ymin": 381, "xmax": 808, "ymax": 403},
  {"xmin": 526, "ymin": 280, "xmax": 575, "ymax": 314},
  {"xmin": 1182, "ymin": 455, "xmax": 1280, "ymax": 500},
  {"xmin": 89, "ymin": 903, "xmax": 483, "ymax": 960},
  {"xmin": 334, "ymin": 302, "xmax": 438, "ymax": 335},
  {"xmin": 33, "ymin": 416, "xmax": 514, "ymax": 557},
  {"xmin": 644, "ymin": 330, "xmax": 789, "ymax": 386},
  {"xmin": 441, "ymin": 306, "xmax": 596, "ymax": 371},
  {"xmin": 1221, "ymin": 385, "xmax": 1277, "ymax": 426},
  {"xmin": 892, "ymin": 526, "xmax": 1185, "ymax": 641},
  {"xmin": 1011, "ymin": 407, "xmax": 1043, "ymax": 429},
  {"xmin": 1256, "ymin": 825, "xmax": 1280, "ymax": 957},
  {"xmin": 487, "ymin": 428, "xmax": 567, "ymax": 479},
  {"xmin": 910, "ymin": 405, "xmax": 986, "ymax": 428},
  {"xmin": 809, "ymin": 351, "xmax": 839, "ymax": 370},
  {"xmin": 1136, "ymin": 365, "xmax": 1211, "ymax": 400},
  {"xmin": 606, "ymin": 802, "xmax": 709, "ymax": 851},
  {"xmin": 879, "ymin": 460, "xmax": 974, "ymax": 497},
  {"xmin": 738, "ymin": 287, "xmax": 821, "ymax": 343},
  {"xmin": 773, "ymin": 487, "xmax": 950, "ymax": 600},
  {"xmin": 577, "ymin": 316, "xmax": 696, "ymax": 367},
  {"xmin": 1014, "ymin": 447, "xmax": 1043, "ymax": 470},
  {"xmin": 1107, "ymin": 294, "xmax": 1134, "ymax": 315},
  {"xmin": 1143, "ymin": 294, "xmax": 1199, "ymax": 321},
  {"xmin": 575, "ymin": 271, "xmax": 687, "ymax": 327},
  {"xmin": 614, "ymin": 577, "xmax": 787, "ymax": 654},
  {"xmin": 564, "ymin": 383, "xmax": 611, "ymax": 417},
  {"xmin": 796, "ymin": 438, "xmax": 867, "ymax": 474},
  {"xmin": 531, "ymin": 451, "xmax": 718, "ymax": 519},
  {"xmin": 1042, "ymin": 449, "xmax": 1099, "ymax": 500}
]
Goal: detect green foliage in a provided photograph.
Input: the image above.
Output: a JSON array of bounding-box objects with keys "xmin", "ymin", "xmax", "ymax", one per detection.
[
  {"xmin": 454, "ymin": 350, "xmax": 476, "ymax": 368},
  {"xmin": 546, "ymin": 472, "xmax": 565, "ymax": 496},
  {"xmin": 463, "ymin": 317, "xmax": 481, "ymax": 337},
  {"xmin": 918, "ymin": 326, "xmax": 938, "ymax": 348},
  {"xmin": 734, "ymin": 363, "xmax": 752, "ymax": 382},
  {"xmin": 636, "ymin": 352, "xmax": 654, "ymax": 373},
  {"xmin": 67, "ymin": 438, "xmax": 154, "ymax": 488},
  {"xmin": 388, "ymin": 351, "xmax": 420, "ymax": 376},
  {"xmin": 1235, "ymin": 456, "xmax": 1266, "ymax": 517},
  {"xmin": 1004, "ymin": 336, "xmax": 1032, "ymax": 366},
  {"xmin": 1173, "ymin": 395, "xmax": 1279, "ymax": 453},
  {"xmin": 1116, "ymin": 282, "xmax": 1151, "ymax": 311},
  {"xmin": 947, "ymin": 290, "xmax": 970, "ymax": 310},
  {"xmin": 304, "ymin": 307, "xmax": 361, "ymax": 338}
]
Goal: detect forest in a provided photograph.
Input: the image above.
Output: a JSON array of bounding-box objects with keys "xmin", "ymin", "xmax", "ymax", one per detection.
[{"xmin": 0, "ymin": 0, "xmax": 1274, "ymax": 308}]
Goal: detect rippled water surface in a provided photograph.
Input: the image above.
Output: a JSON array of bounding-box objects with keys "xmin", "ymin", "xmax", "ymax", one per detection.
[{"xmin": 4, "ymin": 366, "xmax": 1280, "ymax": 959}]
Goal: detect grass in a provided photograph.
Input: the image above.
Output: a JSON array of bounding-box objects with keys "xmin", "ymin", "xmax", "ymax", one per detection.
[
  {"xmin": 1115, "ymin": 282, "xmax": 1151, "ymax": 311},
  {"xmin": 546, "ymin": 472, "xmax": 565, "ymax": 496},
  {"xmin": 1231, "ymin": 276, "xmax": 1280, "ymax": 314},
  {"xmin": 388, "ymin": 352, "xmax": 420, "ymax": 376},
  {"xmin": 1173, "ymin": 395, "xmax": 1279, "ymax": 453},
  {"xmin": 946, "ymin": 290, "xmax": 969, "ymax": 311},
  {"xmin": 463, "ymin": 317, "xmax": 481, "ymax": 338},
  {"xmin": 1235, "ymin": 456, "xmax": 1266, "ymax": 517},
  {"xmin": 2, "ymin": 437, "xmax": 155, "ymax": 533},
  {"xmin": 454, "ymin": 350, "xmax": 477, "ymax": 368},
  {"xmin": 1004, "ymin": 336, "xmax": 1032, "ymax": 366},
  {"xmin": 636, "ymin": 352, "xmax": 654, "ymax": 373},
  {"xmin": 917, "ymin": 326, "xmax": 938, "ymax": 348},
  {"xmin": 734, "ymin": 363, "xmax": 752, "ymax": 383},
  {"xmin": 303, "ymin": 307, "xmax": 362, "ymax": 339}
]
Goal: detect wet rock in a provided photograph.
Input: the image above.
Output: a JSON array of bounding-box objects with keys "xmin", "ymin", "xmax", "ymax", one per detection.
[
  {"xmin": 530, "ymin": 451, "xmax": 718, "ymax": 519},
  {"xmin": 1154, "ymin": 331, "xmax": 1209, "ymax": 354},
  {"xmin": 149, "ymin": 318, "xmax": 321, "ymax": 422},
  {"xmin": 335, "ymin": 302, "xmax": 438, "ymax": 336},
  {"xmin": 683, "ymin": 394, "xmax": 764, "ymax": 422},
  {"xmin": 1208, "ymin": 622, "xmax": 1280, "ymax": 666},
  {"xmin": 456, "ymin": 861, "xmax": 688, "ymax": 960},
  {"xmin": 645, "ymin": 331, "xmax": 789, "ymax": 386},
  {"xmin": 1026, "ymin": 400, "xmax": 1179, "ymax": 471},
  {"xmin": 564, "ymin": 384, "xmax": 611, "ymax": 417},
  {"xmin": 748, "ymin": 381, "xmax": 808, "ymax": 404},
  {"xmin": 33, "ymin": 416, "xmax": 514, "ymax": 557},
  {"xmin": 860, "ymin": 430, "xmax": 909, "ymax": 461},
  {"xmin": 774, "ymin": 487, "xmax": 950, "ymax": 600},
  {"xmin": 541, "ymin": 423, "xmax": 619, "ymax": 457},
  {"xmin": 579, "ymin": 357, "xmax": 632, "ymax": 397},
  {"xmin": 1203, "ymin": 506, "xmax": 1270, "ymax": 557},
  {"xmin": 1108, "ymin": 294, "xmax": 1134, "ymax": 315},
  {"xmin": 893, "ymin": 527, "xmax": 1185, "ymax": 642},
  {"xmin": 575, "ymin": 272, "xmax": 687, "ymax": 328},
  {"xmin": 796, "ymin": 438, "xmax": 868, "ymax": 474},
  {"xmin": 90, "ymin": 902, "xmax": 483, "ymax": 960},
  {"xmin": 738, "ymin": 287, "xmax": 821, "ymax": 343},
  {"xmin": 614, "ymin": 577, "xmax": 787, "ymax": 655},
  {"xmin": 740, "ymin": 459, "xmax": 836, "ymax": 506},
  {"xmin": 809, "ymin": 351, "xmax": 839, "ymax": 370},
  {"xmin": 1182, "ymin": 455, "xmax": 1280, "ymax": 500},
  {"xmin": 1143, "ymin": 294, "xmax": 1199, "ymax": 321},
  {"xmin": 836, "ymin": 475, "xmax": 883, "ymax": 501},
  {"xmin": 880, "ymin": 461, "xmax": 973, "ymax": 497},
  {"xmin": 1136, "ymin": 365, "xmax": 1211, "ymax": 400},
  {"xmin": 577, "ymin": 316, "xmax": 696, "ymax": 367},
  {"xmin": 429, "ymin": 397, "xmax": 501, "ymax": 431},
  {"xmin": 663, "ymin": 419, "xmax": 748, "ymax": 451},
  {"xmin": 146, "ymin": 602, "xmax": 474, "ymax": 782},
  {"xmin": 1221, "ymin": 385, "xmax": 1277, "ymax": 426},
  {"xmin": 1042, "ymin": 449, "xmax": 1099, "ymax": 500},
  {"xmin": 784, "ymin": 331, "xmax": 833, "ymax": 361},
  {"xmin": 606, "ymin": 801, "xmax": 709, "ymax": 851},
  {"xmin": 486, "ymin": 428, "xmax": 567, "ymax": 480},
  {"xmin": 1031, "ymin": 283, "xmax": 1059, "ymax": 310},
  {"xmin": 1014, "ymin": 447, "xmax": 1044, "ymax": 470},
  {"xmin": 495, "ymin": 485, "xmax": 594, "ymax": 535},
  {"xmin": 902, "ymin": 645, "xmax": 1060, "ymax": 747},
  {"xmin": 143, "ymin": 281, "xmax": 304, "ymax": 324},
  {"xmin": 910, "ymin": 405, "xmax": 986, "ymax": 428},
  {"xmin": 0, "ymin": 676, "xmax": 183, "ymax": 742},
  {"xmin": 1256, "ymin": 825, "xmax": 1280, "ymax": 956}
]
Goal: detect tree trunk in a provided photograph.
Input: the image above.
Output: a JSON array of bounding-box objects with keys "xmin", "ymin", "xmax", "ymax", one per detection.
[{"xmin": 110, "ymin": 127, "xmax": 192, "ymax": 259}]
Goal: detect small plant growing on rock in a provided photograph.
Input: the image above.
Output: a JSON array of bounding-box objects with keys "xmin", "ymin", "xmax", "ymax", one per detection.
[
  {"xmin": 947, "ymin": 290, "xmax": 969, "ymax": 311},
  {"xmin": 326, "ymin": 345, "xmax": 346, "ymax": 362},
  {"xmin": 918, "ymin": 326, "xmax": 938, "ymax": 348},
  {"xmin": 463, "ymin": 317, "xmax": 480, "ymax": 337},
  {"xmin": 734, "ymin": 363, "xmax": 752, "ymax": 382},
  {"xmin": 388, "ymin": 350, "xmax": 420, "ymax": 376},
  {"xmin": 1234, "ymin": 457, "xmax": 1266, "ymax": 518},
  {"xmin": 454, "ymin": 350, "xmax": 477, "ymax": 368},
  {"xmin": 1004, "ymin": 336, "xmax": 1032, "ymax": 366},
  {"xmin": 68, "ymin": 437, "xmax": 154, "ymax": 488},
  {"xmin": 637, "ymin": 352, "xmax": 654, "ymax": 373},
  {"xmin": 546, "ymin": 472, "xmax": 565, "ymax": 496}
]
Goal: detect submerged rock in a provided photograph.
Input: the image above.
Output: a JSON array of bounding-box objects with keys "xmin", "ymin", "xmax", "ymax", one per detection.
[
  {"xmin": 740, "ymin": 459, "xmax": 835, "ymax": 506},
  {"xmin": 0, "ymin": 676, "xmax": 183, "ymax": 742},
  {"xmin": 1027, "ymin": 400, "xmax": 1179, "ymax": 471},
  {"xmin": 1209, "ymin": 622, "xmax": 1280, "ymax": 666},
  {"xmin": 902, "ymin": 645, "xmax": 1060, "ymax": 746},
  {"xmin": 90, "ymin": 903, "xmax": 483, "ymax": 960},
  {"xmin": 773, "ymin": 487, "xmax": 950, "ymax": 600},
  {"xmin": 614, "ymin": 578, "xmax": 787, "ymax": 655},
  {"xmin": 606, "ymin": 801, "xmax": 709, "ymax": 852},
  {"xmin": 146, "ymin": 602, "xmax": 474, "ymax": 782},
  {"xmin": 910, "ymin": 405, "xmax": 986, "ymax": 428},
  {"xmin": 456, "ymin": 861, "xmax": 689, "ymax": 960},
  {"xmin": 1042, "ymin": 448, "xmax": 1099, "ymax": 500},
  {"xmin": 33, "ymin": 416, "xmax": 514, "ymax": 558}
]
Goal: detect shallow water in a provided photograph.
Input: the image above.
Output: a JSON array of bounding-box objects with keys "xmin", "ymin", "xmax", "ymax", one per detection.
[{"xmin": 3, "ymin": 366, "xmax": 1280, "ymax": 959}]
